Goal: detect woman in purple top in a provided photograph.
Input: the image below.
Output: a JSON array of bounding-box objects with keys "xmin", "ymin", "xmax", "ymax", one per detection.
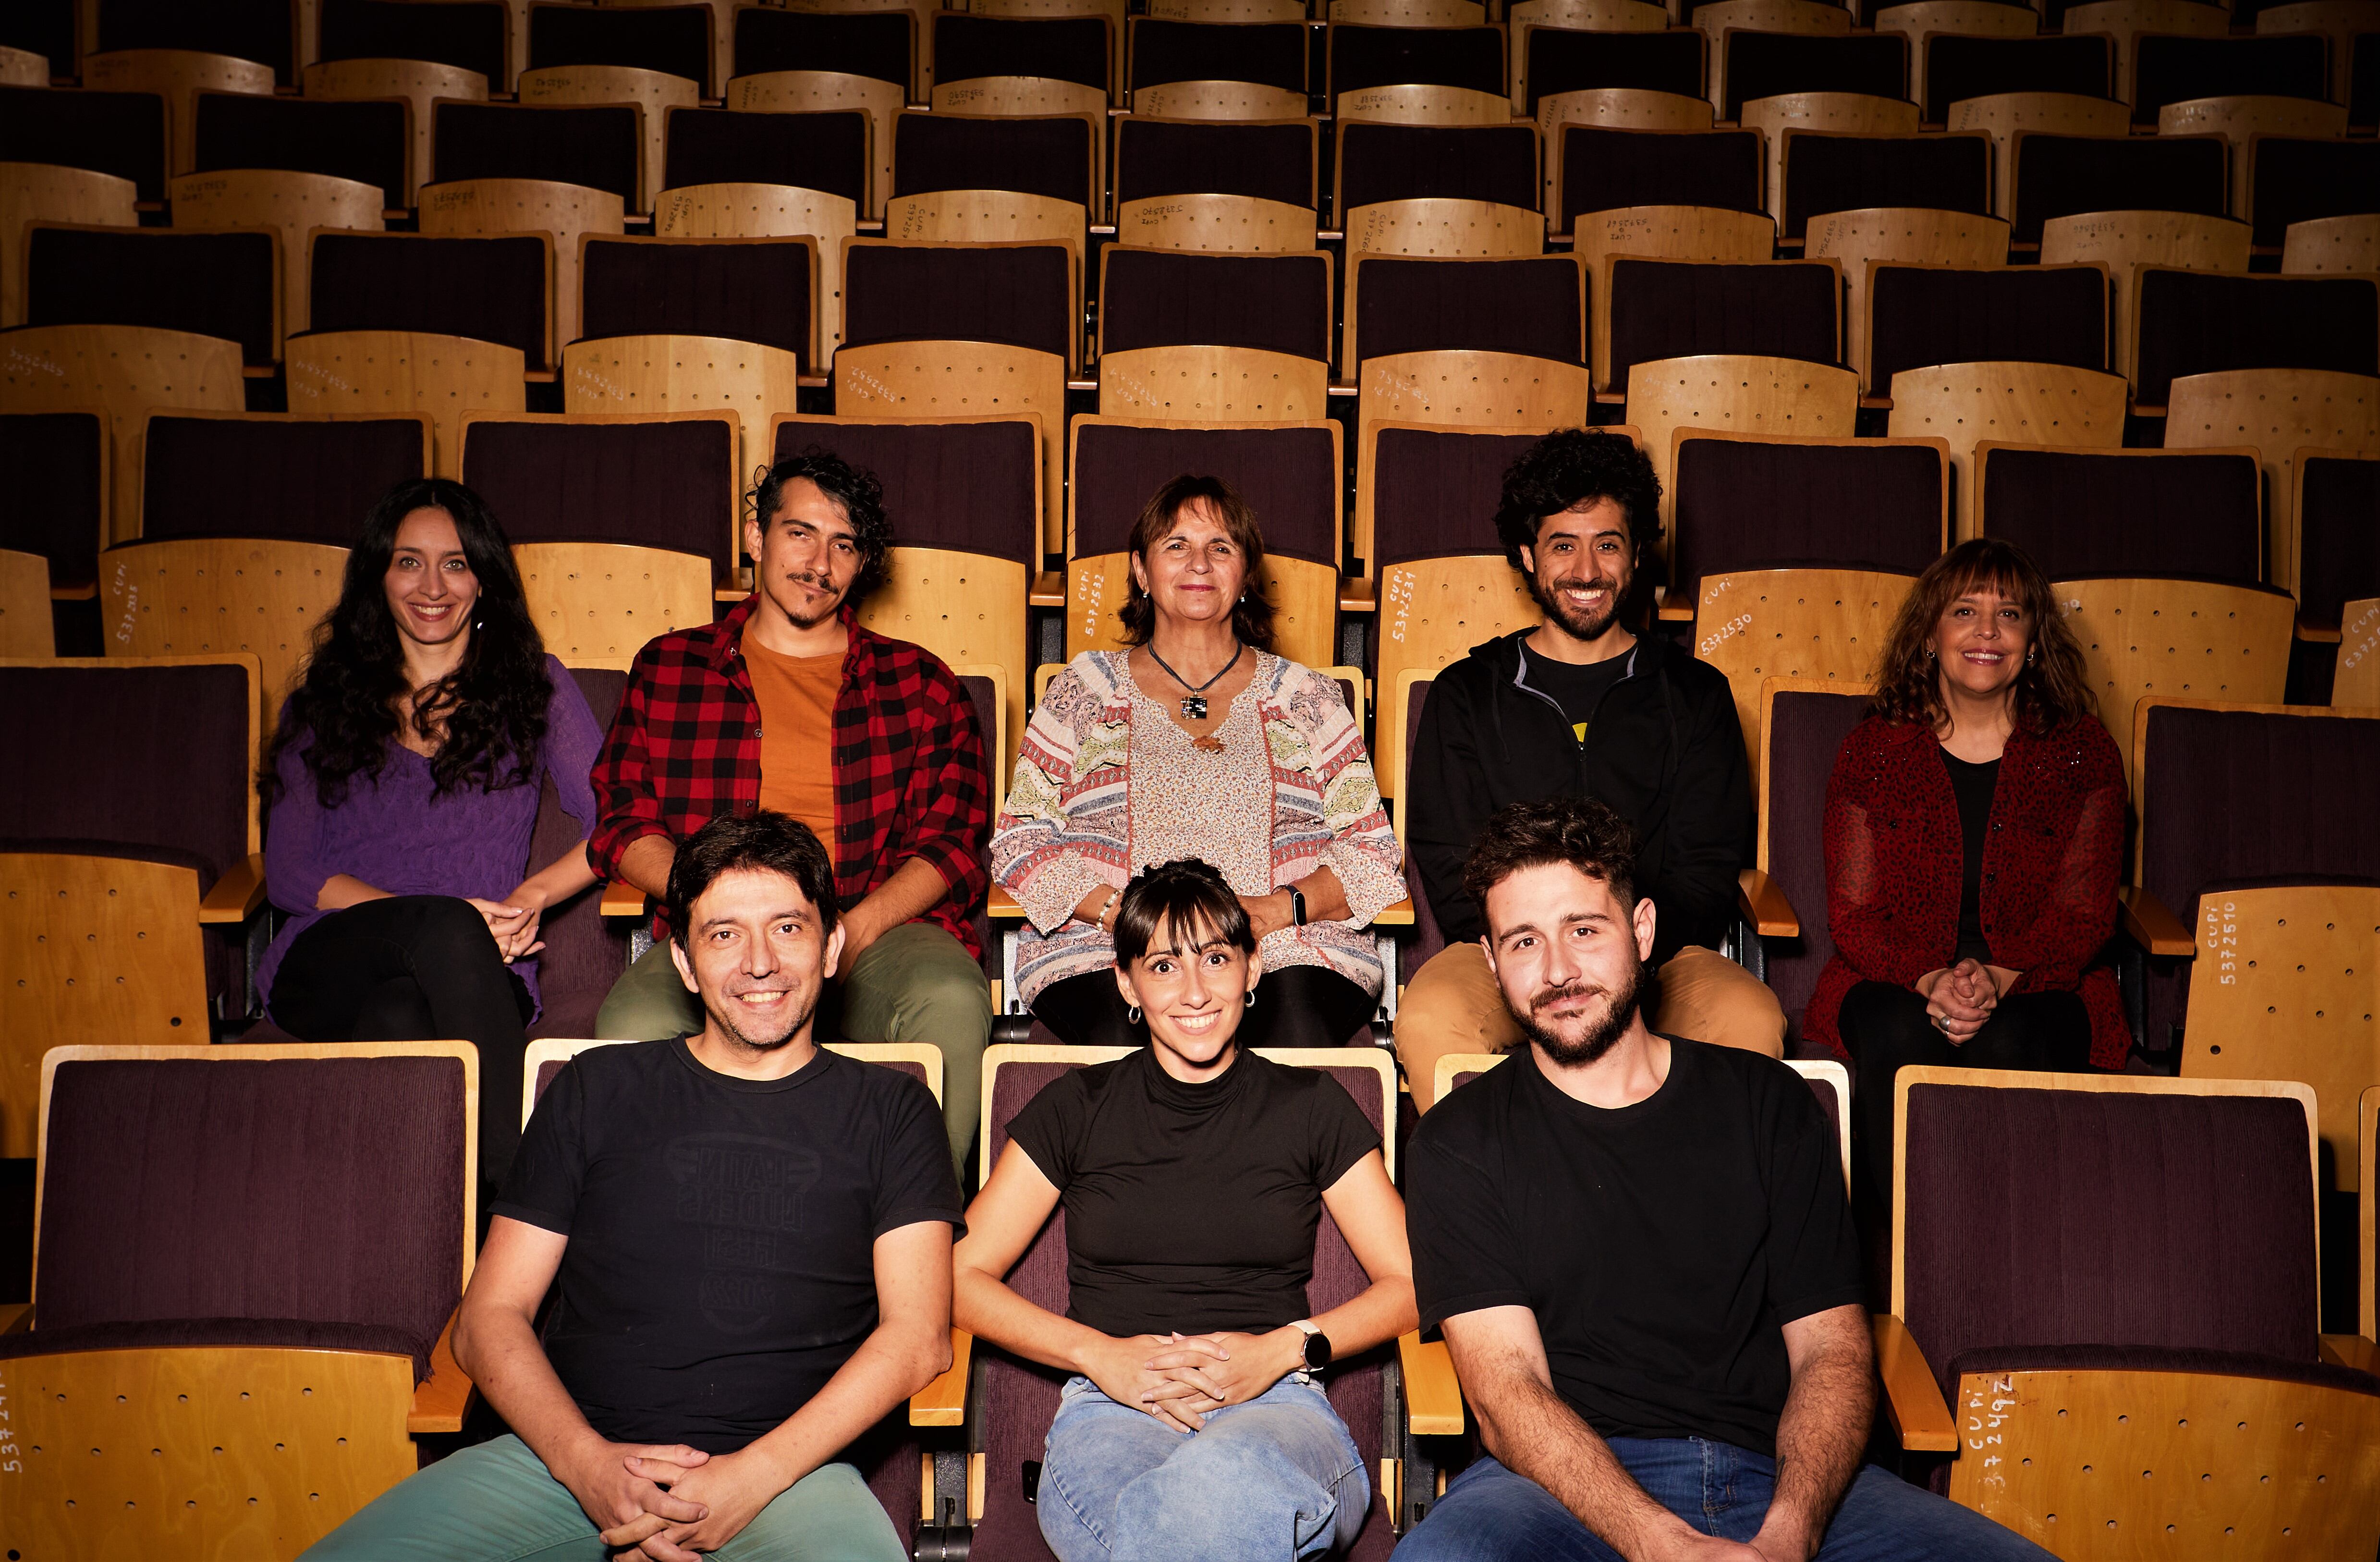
[{"xmin": 261, "ymin": 478, "xmax": 603, "ymax": 1189}]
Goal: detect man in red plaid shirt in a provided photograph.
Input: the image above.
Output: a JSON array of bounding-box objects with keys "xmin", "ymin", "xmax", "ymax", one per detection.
[{"xmin": 589, "ymin": 449, "xmax": 993, "ymax": 1164}]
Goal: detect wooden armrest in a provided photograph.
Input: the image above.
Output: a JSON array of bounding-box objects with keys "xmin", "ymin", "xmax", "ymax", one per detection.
[
  {"xmin": 911, "ymin": 1327, "xmax": 971, "ymax": 1426},
  {"xmin": 0, "ymin": 1301, "xmax": 30, "ymax": 1335},
  {"xmin": 407, "ymin": 1308, "xmax": 477, "ymax": 1434},
  {"xmin": 600, "ymin": 881, "xmax": 650, "ymax": 919},
  {"xmin": 1398, "ymin": 1331, "xmax": 1465, "ymax": 1437},
  {"xmin": 1028, "ymin": 571, "xmax": 1066, "ymax": 608},
  {"xmin": 2320, "ymin": 1333, "xmax": 2378, "ymax": 1373},
  {"xmin": 49, "ymin": 581, "xmax": 98, "ymax": 602},
  {"xmin": 714, "ymin": 585, "xmax": 752, "ymax": 603},
  {"xmin": 2295, "ymin": 619, "xmax": 2343, "ymax": 645},
  {"xmin": 987, "ymin": 887, "xmax": 1025, "ymax": 920},
  {"xmin": 1656, "ymin": 600, "xmax": 1696, "ymax": 622},
  {"xmin": 1873, "ymin": 1314, "xmax": 1955, "ymax": 1452},
  {"xmin": 1737, "ymin": 868, "xmax": 1799, "ymax": 940},
  {"xmin": 2117, "ymin": 885, "xmax": 2194, "ymax": 958},
  {"xmin": 197, "ymin": 852, "xmax": 268, "ymax": 924},
  {"xmin": 1339, "ymin": 576, "xmax": 1377, "ymax": 612},
  {"xmin": 1371, "ymin": 896, "xmax": 1415, "ymax": 927}
]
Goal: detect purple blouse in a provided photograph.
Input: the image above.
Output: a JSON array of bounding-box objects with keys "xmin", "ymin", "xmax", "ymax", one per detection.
[{"xmin": 260, "ymin": 657, "xmax": 604, "ymax": 1019}]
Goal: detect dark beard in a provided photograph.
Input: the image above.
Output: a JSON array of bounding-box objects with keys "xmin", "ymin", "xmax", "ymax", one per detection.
[
  {"xmin": 1527, "ymin": 570, "xmax": 1628, "ymax": 642},
  {"xmin": 1516, "ymin": 952, "xmax": 1648, "ymax": 1067}
]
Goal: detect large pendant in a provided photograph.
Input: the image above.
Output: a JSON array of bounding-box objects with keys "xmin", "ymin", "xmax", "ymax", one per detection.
[{"xmin": 1181, "ymin": 695, "xmax": 1208, "ymax": 720}]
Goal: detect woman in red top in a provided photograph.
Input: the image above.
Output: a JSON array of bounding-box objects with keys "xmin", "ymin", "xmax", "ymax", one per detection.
[{"xmin": 1807, "ymin": 539, "xmax": 2127, "ymax": 1202}]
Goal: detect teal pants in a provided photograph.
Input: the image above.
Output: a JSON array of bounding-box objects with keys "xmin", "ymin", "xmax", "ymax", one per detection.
[
  {"xmin": 298, "ymin": 1434, "xmax": 904, "ymax": 1562},
  {"xmin": 595, "ymin": 919, "xmax": 990, "ymax": 1170}
]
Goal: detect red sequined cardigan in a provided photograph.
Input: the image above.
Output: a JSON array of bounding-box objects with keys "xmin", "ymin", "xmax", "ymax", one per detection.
[{"xmin": 1804, "ymin": 713, "xmax": 2130, "ymax": 1070}]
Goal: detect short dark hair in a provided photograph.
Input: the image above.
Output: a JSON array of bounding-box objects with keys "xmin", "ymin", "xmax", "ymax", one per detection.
[
  {"xmin": 1491, "ymin": 429, "xmax": 1663, "ymax": 567},
  {"xmin": 665, "ymin": 811, "xmax": 840, "ymax": 946},
  {"xmin": 1462, "ymin": 797, "xmax": 1640, "ymax": 916},
  {"xmin": 1117, "ymin": 474, "xmax": 1277, "ymax": 651},
  {"xmin": 1112, "ymin": 858, "xmax": 1257, "ymax": 966},
  {"xmin": 746, "ymin": 447, "xmax": 893, "ymax": 604}
]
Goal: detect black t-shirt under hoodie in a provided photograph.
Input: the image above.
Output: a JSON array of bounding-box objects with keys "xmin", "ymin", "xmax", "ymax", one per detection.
[{"xmin": 1005, "ymin": 1046, "xmax": 1381, "ymax": 1338}]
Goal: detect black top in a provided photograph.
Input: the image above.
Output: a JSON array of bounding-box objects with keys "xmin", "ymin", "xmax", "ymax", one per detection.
[
  {"xmin": 1006, "ymin": 1047, "xmax": 1381, "ymax": 1338},
  {"xmin": 496, "ymin": 1040, "xmax": 965, "ymax": 1454},
  {"xmin": 1941, "ymin": 749, "xmax": 2000, "ymax": 965},
  {"xmin": 1407, "ymin": 1040, "xmax": 1864, "ymax": 1457},
  {"xmin": 1520, "ymin": 640, "xmax": 1635, "ymax": 745}
]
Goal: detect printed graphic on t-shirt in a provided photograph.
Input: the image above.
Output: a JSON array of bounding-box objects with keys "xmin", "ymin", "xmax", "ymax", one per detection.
[{"xmin": 669, "ymin": 1131, "xmax": 822, "ymax": 1333}]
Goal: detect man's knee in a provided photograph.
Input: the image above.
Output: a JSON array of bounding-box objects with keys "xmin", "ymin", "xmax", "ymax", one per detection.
[
  {"xmin": 845, "ymin": 924, "xmax": 994, "ymax": 1040},
  {"xmin": 734, "ymin": 1461, "xmax": 906, "ymax": 1562},
  {"xmin": 597, "ymin": 942, "xmax": 701, "ymax": 1041},
  {"xmin": 1654, "ymin": 947, "xmax": 1785, "ymax": 1057}
]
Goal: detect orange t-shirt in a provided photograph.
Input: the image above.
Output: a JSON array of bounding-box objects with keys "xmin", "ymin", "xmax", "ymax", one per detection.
[{"xmin": 742, "ymin": 629, "xmax": 844, "ymax": 857}]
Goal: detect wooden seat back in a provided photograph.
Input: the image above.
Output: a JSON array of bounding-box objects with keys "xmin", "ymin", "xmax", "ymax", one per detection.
[
  {"xmin": 1887, "ymin": 361, "xmax": 2127, "ymax": 537},
  {"xmin": 1693, "ymin": 566, "xmax": 1912, "ymax": 763},
  {"xmin": 1625, "ymin": 353, "xmax": 1860, "ymax": 535}
]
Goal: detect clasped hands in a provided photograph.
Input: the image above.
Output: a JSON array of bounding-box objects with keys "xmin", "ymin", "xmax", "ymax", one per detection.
[
  {"xmin": 1083, "ymin": 1327, "xmax": 1305, "ymax": 1433},
  {"xmin": 463, "ymin": 884, "xmax": 550, "ymax": 964},
  {"xmin": 1915, "ymin": 958, "xmax": 2011, "ymax": 1043},
  {"xmin": 562, "ymin": 1437, "xmax": 780, "ymax": 1561}
]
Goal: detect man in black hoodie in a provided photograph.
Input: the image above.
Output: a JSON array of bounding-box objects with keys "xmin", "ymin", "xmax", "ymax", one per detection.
[{"xmin": 1396, "ymin": 429, "xmax": 1785, "ymax": 1108}]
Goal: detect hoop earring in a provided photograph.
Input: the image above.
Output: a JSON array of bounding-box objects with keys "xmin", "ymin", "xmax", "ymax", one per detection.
[
  {"xmin": 1923, "ymin": 647, "xmax": 1936, "ymax": 660},
  {"xmin": 1126, "ymin": 1004, "xmax": 1142, "ymax": 1025},
  {"xmin": 2026, "ymin": 647, "xmax": 2036, "ymax": 665},
  {"xmin": 1244, "ymin": 989, "xmax": 1257, "ymax": 1009}
]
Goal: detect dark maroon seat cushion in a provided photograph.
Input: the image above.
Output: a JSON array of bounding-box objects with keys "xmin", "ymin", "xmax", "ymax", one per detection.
[
  {"xmin": 661, "ymin": 109, "xmax": 869, "ymax": 209},
  {"xmin": 1671, "ymin": 438, "xmax": 1941, "ymax": 594},
  {"xmin": 2008, "ymin": 132, "xmax": 2225, "ymax": 247},
  {"xmin": 1329, "ymin": 23, "xmax": 1505, "ymax": 98},
  {"xmin": 1607, "ymin": 258, "xmax": 1841, "ymax": 391},
  {"xmin": 1721, "ymin": 32, "xmax": 1907, "ymax": 123},
  {"xmin": 773, "ymin": 417, "xmax": 1040, "ymax": 568},
  {"xmin": 0, "ymin": 409, "xmax": 104, "ymax": 586},
  {"xmin": 2353, "ymin": 31, "xmax": 2379, "ymax": 127},
  {"xmin": 308, "ymin": 232, "xmax": 552, "ymax": 370},
  {"xmin": 2132, "ymin": 32, "xmax": 2329, "ymax": 125},
  {"xmin": 1338, "ymin": 123, "xmax": 1538, "ymax": 214},
  {"xmin": 462, "ymin": 415, "xmax": 736, "ymax": 573},
  {"xmin": 1071, "ymin": 422, "xmax": 1338, "ymax": 568},
  {"xmin": 1354, "ymin": 254, "xmax": 1582, "ymax": 367},
  {"xmin": 578, "ymin": 237, "xmax": 814, "ymax": 367},
  {"xmin": 531, "ymin": 1, "xmax": 714, "ymax": 95},
  {"xmin": 98, "ymin": 0, "xmax": 295, "ymax": 83},
  {"xmin": 842, "ymin": 244, "xmax": 1075, "ymax": 360},
  {"xmin": 1558, "ymin": 126, "xmax": 1763, "ymax": 233},
  {"xmin": 2295, "ymin": 454, "xmax": 2380, "ymax": 629},
  {"xmin": 26, "ymin": 227, "xmax": 278, "ymax": 366},
  {"xmin": 525, "ymin": 665, "xmax": 630, "ymax": 1042},
  {"xmin": 1128, "ymin": 20, "xmax": 1307, "ymax": 93},
  {"xmin": 1100, "ymin": 249, "xmax": 1331, "ymax": 362},
  {"xmin": 0, "ymin": 84, "xmax": 167, "ymax": 201},
  {"xmin": 1924, "ymin": 34, "xmax": 2111, "ymax": 123},
  {"xmin": 31, "ymin": 1053, "xmax": 469, "ymax": 1381},
  {"xmin": 1980, "ymin": 448, "xmax": 2260, "ymax": 585},
  {"xmin": 1526, "ymin": 28, "xmax": 1706, "ymax": 113},
  {"xmin": 1758, "ymin": 689, "xmax": 1868, "ymax": 1043},
  {"xmin": 1370, "ymin": 426, "xmax": 1536, "ymax": 572},
  {"xmin": 935, "ymin": 13, "xmax": 1110, "ymax": 93},
  {"xmin": 1113, "ymin": 118, "xmax": 1317, "ymax": 209},
  {"xmin": 193, "ymin": 92, "xmax": 410, "ymax": 210},
  {"xmin": 319, "ymin": 0, "xmax": 508, "ymax": 85},
  {"xmin": 430, "ymin": 101, "xmax": 640, "ymax": 206},
  {"xmin": 2248, "ymin": 137, "xmax": 2380, "ymax": 250},
  {"xmin": 1901, "ymin": 1079, "xmax": 2321, "ymax": 1403},
  {"xmin": 1782, "ymin": 133, "xmax": 1988, "ymax": 242},
  {"xmin": 2133, "ymin": 272, "xmax": 2380, "ymax": 408},
  {"xmin": 891, "ymin": 112, "xmax": 1093, "ymax": 207},
  {"xmin": 1867, "ymin": 264, "xmax": 2106, "ymax": 385},
  {"xmin": 138, "ymin": 415, "xmax": 427, "ymax": 545},
  {"xmin": 732, "ymin": 8, "xmax": 911, "ymax": 87}
]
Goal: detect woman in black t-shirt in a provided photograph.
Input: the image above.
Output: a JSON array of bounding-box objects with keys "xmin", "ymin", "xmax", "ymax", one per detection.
[{"xmin": 953, "ymin": 859, "xmax": 1417, "ymax": 1562}]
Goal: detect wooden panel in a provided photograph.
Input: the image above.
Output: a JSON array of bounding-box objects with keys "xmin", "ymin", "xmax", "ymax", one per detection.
[
  {"xmin": 2257, "ymin": 0, "xmax": 2380, "ymax": 105},
  {"xmin": 1810, "ymin": 208, "xmax": 2009, "ymax": 395},
  {"xmin": 84, "ymin": 49, "xmax": 274, "ymax": 177},
  {"xmin": 0, "ymin": 549, "xmax": 47, "ymax": 657},
  {"xmin": 0, "ymin": 854, "xmax": 207, "ymax": 1156},
  {"xmin": 1129, "ymin": 80, "xmax": 1308, "ymax": 121},
  {"xmin": 0, "ymin": 45, "xmax": 48, "ymax": 87},
  {"xmin": 2, "ymin": 162, "xmax": 138, "ymax": 328},
  {"xmin": 1740, "ymin": 93, "xmax": 1917, "ymax": 230},
  {"xmin": 171, "ymin": 170, "xmax": 383, "ymax": 345},
  {"xmin": 1116, "ymin": 194, "xmax": 1319, "ymax": 252},
  {"xmin": 2366, "ymin": 1082, "xmax": 2378, "ymax": 1341},
  {"xmin": 1538, "ymin": 88, "xmax": 1716, "ymax": 229},
  {"xmin": 304, "ymin": 60, "xmax": 491, "ymax": 209},
  {"xmin": 103, "ymin": 538, "xmax": 345, "ymax": 733},
  {"xmin": 2340, "ymin": 598, "xmax": 2380, "ymax": 711},
  {"xmin": 2040, "ymin": 210, "xmax": 2250, "ymax": 387},
  {"xmin": 934, "ymin": 76, "xmax": 1108, "ymax": 119},
  {"xmin": 1945, "ymin": 91, "xmax": 2131, "ymax": 220},
  {"xmin": 1580, "ymin": 206, "xmax": 1780, "ymax": 391},
  {"xmin": 420, "ymin": 178, "xmax": 621, "ymax": 368},
  {"xmin": 1873, "ymin": 0, "xmax": 2038, "ymax": 47},
  {"xmin": 1946, "ymin": 1367, "xmax": 2380, "ymax": 1558},
  {"xmin": 1507, "ymin": 0, "xmax": 1669, "ymax": 116},
  {"xmin": 1697, "ymin": 0, "xmax": 1849, "ymax": 120},
  {"xmin": 1377, "ymin": 555, "xmax": 1538, "ymax": 793},
  {"xmin": 2157, "ymin": 96, "xmax": 2351, "ymax": 217},
  {"xmin": 2283, "ymin": 213, "xmax": 2380, "ymax": 276},
  {"xmin": 562, "ymin": 333, "xmax": 804, "ymax": 473},
  {"xmin": 1357, "ymin": 350, "xmax": 1592, "ymax": 455},
  {"xmin": 0, "ymin": 1344, "xmax": 423, "ymax": 1562},
  {"xmin": 886, "ymin": 190, "xmax": 1086, "ymax": 329},
  {"xmin": 857, "ymin": 549, "xmax": 1030, "ymax": 781},
  {"xmin": 1888, "ymin": 362, "xmax": 2127, "ymax": 539},
  {"xmin": 657, "ymin": 183, "xmax": 859, "ymax": 355},
  {"xmin": 1332, "ymin": 0, "xmax": 1488, "ymax": 22},
  {"xmin": 1097, "ymin": 346, "xmax": 1330, "ymax": 423},
  {"xmin": 518, "ymin": 65, "xmax": 699, "ymax": 217},
  {"xmin": 2057, "ymin": 575, "xmax": 2297, "ymax": 783},
  {"xmin": 1146, "ymin": 0, "xmax": 1308, "ymax": 19},
  {"xmin": 2065, "ymin": 0, "xmax": 2226, "ymax": 102},
  {"xmin": 285, "ymin": 330, "xmax": 527, "ymax": 480},
  {"xmin": 515, "ymin": 540, "xmax": 713, "ymax": 663},
  {"xmin": 2182, "ymin": 882, "xmax": 2380, "ymax": 1193},
  {"xmin": 1624, "ymin": 353, "xmax": 1860, "ymax": 532},
  {"xmin": 2165, "ymin": 369, "xmax": 2380, "ymax": 594},
  {"xmin": 836, "ymin": 343, "xmax": 1069, "ymax": 554},
  {"xmin": 1695, "ymin": 567, "xmax": 1908, "ymax": 761},
  {"xmin": 726, "ymin": 71, "xmax": 906, "ymax": 220},
  {"xmin": 1337, "ymin": 83, "xmax": 1513, "ymax": 126},
  {"xmin": 1344, "ymin": 198, "xmax": 1545, "ymax": 263}
]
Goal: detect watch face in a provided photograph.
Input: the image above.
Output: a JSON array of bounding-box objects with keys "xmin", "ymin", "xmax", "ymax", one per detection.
[{"xmin": 1303, "ymin": 1329, "xmax": 1332, "ymax": 1371}]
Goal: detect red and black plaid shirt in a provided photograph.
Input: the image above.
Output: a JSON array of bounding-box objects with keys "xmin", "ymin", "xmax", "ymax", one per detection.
[{"xmin": 589, "ymin": 597, "xmax": 991, "ymax": 956}]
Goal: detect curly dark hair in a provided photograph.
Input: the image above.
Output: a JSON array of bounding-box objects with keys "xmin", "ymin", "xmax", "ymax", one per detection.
[
  {"xmin": 1112, "ymin": 857, "xmax": 1257, "ymax": 966},
  {"xmin": 263, "ymin": 479, "xmax": 551, "ymax": 810},
  {"xmin": 1117, "ymin": 475, "xmax": 1278, "ymax": 651},
  {"xmin": 746, "ymin": 447, "xmax": 893, "ymax": 606},
  {"xmin": 1491, "ymin": 429, "xmax": 1663, "ymax": 568},
  {"xmin": 1462, "ymin": 796, "xmax": 1641, "ymax": 917},
  {"xmin": 1868, "ymin": 538, "xmax": 2096, "ymax": 736}
]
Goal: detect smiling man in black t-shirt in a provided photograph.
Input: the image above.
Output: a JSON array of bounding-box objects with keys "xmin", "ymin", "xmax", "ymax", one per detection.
[
  {"xmin": 303, "ymin": 812, "xmax": 964, "ymax": 1562},
  {"xmin": 1395, "ymin": 798, "xmax": 2054, "ymax": 1562}
]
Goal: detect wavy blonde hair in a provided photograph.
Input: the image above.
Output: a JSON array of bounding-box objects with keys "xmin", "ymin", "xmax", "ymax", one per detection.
[{"xmin": 1868, "ymin": 539, "xmax": 2096, "ymax": 735}]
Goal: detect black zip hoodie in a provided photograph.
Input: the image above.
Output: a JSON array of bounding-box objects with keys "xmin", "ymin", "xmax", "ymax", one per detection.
[{"xmin": 1405, "ymin": 627, "xmax": 1754, "ymax": 964}]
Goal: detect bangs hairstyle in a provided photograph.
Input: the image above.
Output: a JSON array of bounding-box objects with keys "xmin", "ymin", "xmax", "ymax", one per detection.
[
  {"xmin": 1491, "ymin": 428, "xmax": 1663, "ymax": 567},
  {"xmin": 665, "ymin": 810, "xmax": 840, "ymax": 947},
  {"xmin": 1112, "ymin": 857, "xmax": 1257, "ymax": 967},
  {"xmin": 1462, "ymin": 796, "xmax": 1640, "ymax": 915},
  {"xmin": 747, "ymin": 447, "xmax": 893, "ymax": 606},
  {"xmin": 1117, "ymin": 475, "xmax": 1277, "ymax": 651},
  {"xmin": 1868, "ymin": 538, "xmax": 2096, "ymax": 735}
]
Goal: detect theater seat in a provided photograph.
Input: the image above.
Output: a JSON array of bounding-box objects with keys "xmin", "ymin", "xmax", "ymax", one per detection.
[{"xmin": 0, "ymin": 161, "xmax": 138, "ymax": 329}]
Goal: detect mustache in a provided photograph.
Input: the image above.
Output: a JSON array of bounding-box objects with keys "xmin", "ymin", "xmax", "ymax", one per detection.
[{"xmin": 1529, "ymin": 979, "xmax": 1610, "ymax": 1014}]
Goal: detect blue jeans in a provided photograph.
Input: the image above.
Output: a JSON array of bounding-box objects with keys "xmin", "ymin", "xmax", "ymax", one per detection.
[
  {"xmin": 1392, "ymin": 1444, "xmax": 2055, "ymax": 1562},
  {"xmin": 1038, "ymin": 1374, "xmax": 1371, "ymax": 1561}
]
